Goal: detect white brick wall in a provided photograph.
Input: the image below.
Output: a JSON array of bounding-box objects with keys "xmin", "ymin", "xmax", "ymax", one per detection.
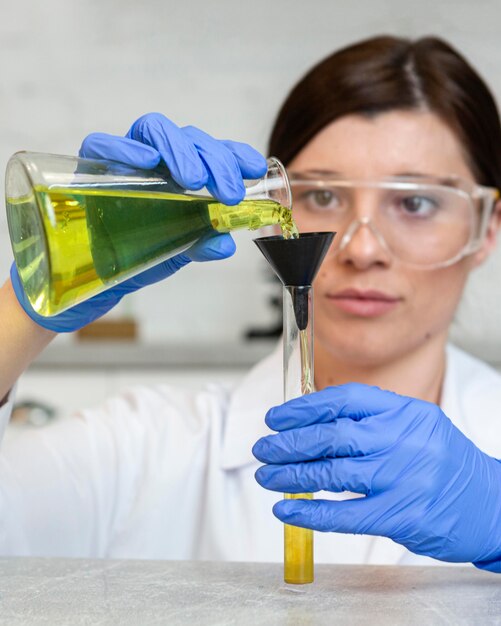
[{"xmin": 1, "ymin": 0, "xmax": 500, "ymax": 358}]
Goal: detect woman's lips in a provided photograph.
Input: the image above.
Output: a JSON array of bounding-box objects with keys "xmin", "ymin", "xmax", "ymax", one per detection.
[{"xmin": 326, "ymin": 288, "xmax": 401, "ymax": 317}]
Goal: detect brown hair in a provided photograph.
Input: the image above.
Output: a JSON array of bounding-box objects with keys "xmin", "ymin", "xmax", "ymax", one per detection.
[{"xmin": 268, "ymin": 36, "xmax": 501, "ymax": 190}]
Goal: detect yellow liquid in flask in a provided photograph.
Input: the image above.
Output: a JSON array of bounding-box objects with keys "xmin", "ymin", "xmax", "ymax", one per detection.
[{"xmin": 7, "ymin": 185, "xmax": 298, "ymax": 316}]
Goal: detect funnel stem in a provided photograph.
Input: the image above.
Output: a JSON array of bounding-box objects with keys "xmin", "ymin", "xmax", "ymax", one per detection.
[{"xmin": 283, "ymin": 285, "xmax": 314, "ymax": 585}]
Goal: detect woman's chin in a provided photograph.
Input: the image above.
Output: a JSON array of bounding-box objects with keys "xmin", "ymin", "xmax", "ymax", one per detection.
[{"xmin": 315, "ymin": 333, "xmax": 407, "ymax": 369}]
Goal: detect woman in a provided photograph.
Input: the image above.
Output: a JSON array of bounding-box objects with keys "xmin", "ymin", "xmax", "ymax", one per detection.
[{"xmin": 1, "ymin": 35, "xmax": 501, "ymax": 570}]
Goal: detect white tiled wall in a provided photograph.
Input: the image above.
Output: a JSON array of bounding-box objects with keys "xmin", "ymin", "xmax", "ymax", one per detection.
[{"xmin": 1, "ymin": 0, "xmax": 501, "ymax": 357}]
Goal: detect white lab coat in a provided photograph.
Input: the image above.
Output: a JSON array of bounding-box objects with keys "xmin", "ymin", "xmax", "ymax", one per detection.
[{"xmin": 1, "ymin": 343, "xmax": 500, "ymax": 566}]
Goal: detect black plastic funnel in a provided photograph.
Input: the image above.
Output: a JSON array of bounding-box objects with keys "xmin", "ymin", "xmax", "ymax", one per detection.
[{"xmin": 254, "ymin": 232, "xmax": 335, "ymax": 330}]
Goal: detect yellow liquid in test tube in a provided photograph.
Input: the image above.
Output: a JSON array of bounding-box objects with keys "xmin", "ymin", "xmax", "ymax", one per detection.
[
  {"xmin": 284, "ymin": 328, "xmax": 314, "ymax": 585},
  {"xmin": 284, "ymin": 493, "xmax": 314, "ymax": 584}
]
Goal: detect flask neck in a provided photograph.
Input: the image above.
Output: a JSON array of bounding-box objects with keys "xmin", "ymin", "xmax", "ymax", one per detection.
[{"xmin": 209, "ymin": 198, "xmax": 289, "ymax": 233}]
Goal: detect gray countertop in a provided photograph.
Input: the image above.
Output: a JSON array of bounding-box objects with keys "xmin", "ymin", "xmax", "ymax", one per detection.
[{"xmin": 0, "ymin": 558, "xmax": 499, "ymax": 625}]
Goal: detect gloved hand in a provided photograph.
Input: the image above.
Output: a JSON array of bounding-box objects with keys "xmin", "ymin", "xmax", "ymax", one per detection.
[
  {"xmin": 253, "ymin": 383, "xmax": 501, "ymax": 572},
  {"xmin": 11, "ymin": 112, "xmax": 267, "ymax": 332}
]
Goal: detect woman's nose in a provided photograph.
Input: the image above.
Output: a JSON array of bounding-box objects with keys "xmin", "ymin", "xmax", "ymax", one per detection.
[{"xmin": 336, "ymin": 218, "xmax": 392, "ymax": 269}]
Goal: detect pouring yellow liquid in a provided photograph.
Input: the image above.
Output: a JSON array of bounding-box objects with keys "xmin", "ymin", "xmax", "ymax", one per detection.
[{"xmin": 7, "ymin": 185, "xmax": 298, "ymax": 316}]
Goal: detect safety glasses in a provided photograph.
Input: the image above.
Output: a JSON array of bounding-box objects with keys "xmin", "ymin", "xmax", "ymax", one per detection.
[{"xmin": 289, "ymin": 172, "xmax": 499, "ymax": 269}]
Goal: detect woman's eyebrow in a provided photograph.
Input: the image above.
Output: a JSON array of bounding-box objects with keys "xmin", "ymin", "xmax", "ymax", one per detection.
[
  {"xmin": 293, "ymin": 170, "xmax": 441, "ymax": 178},
  {"xmin": 290, "ymin": 170, "xmax": 462, "ymax": 186},
  {"xmin": 289, "ymin": 169, "xmax": 342, "ymax": 176},
  {"xmin": 395, "ymin": 172, "xmax": 462, "ymax": 187},
  {"xmin": 392, "ymin": 171, "xmax": 431, "ymax": 177}
]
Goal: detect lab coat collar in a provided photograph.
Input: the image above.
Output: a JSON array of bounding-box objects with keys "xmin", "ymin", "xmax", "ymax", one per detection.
[
  {"xmin": 221, "ymin": 340, "xmax": 283, "ymax": 470},
  {"xmin": 440, "ymin": 345, "xmax": 460, "ymax": 427}
]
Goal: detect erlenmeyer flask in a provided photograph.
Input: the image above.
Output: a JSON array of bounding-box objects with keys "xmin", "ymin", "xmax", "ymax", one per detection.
[{"xmin": 6, "ymin": 151, "xmax": 292, "ymax": 316}]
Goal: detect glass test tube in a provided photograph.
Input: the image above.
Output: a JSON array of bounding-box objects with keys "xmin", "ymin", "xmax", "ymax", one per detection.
[{"xmin": 283, "ymin": 284, "xmax": 314, "ymax": 585}]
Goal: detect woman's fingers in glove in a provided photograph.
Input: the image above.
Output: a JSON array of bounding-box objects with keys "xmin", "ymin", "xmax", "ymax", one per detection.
[
  {"xmin": 220, "ymin": 139, "xmax": 268, "ymax": 180},
  {"xmin": 128, "ymin": 113, "xmax": 264, "ymax": 203},
  {"xmin": 82, "ymin": 113, "xmax": 267, "ymax": 205},
  {"xmin": 272, "ymin": 496, "xmax": 381, "ymax": 534},
  {"xmin": 79, "ymin": 133, "xmax": 162, "ymax": 169},
  {"xmin": 185, "ymin": 233, "xmax": 236, "ymax": 262},
  {"xmin": 255, "ymin": 456, "xmax": 379, "ymax": 495},
  {"xmin": 182, "ymin": 126, "xmax": 246, "ymax": 205},
  {"xmin": 252, "ymin": 418, "xmax": 392, "ymax": 464},
  {"xmin": 265, "ymin": 383, "xmax": 414, "ymax": 432},
  {"xmin": 127, "ymin": 113, "xmax": 208, "ymax": 190}
]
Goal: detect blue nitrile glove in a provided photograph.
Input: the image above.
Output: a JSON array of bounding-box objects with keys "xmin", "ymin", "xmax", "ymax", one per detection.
[
  {"xmin": 11, "ymin": 112, "xmax": 267, "ymax": 332},
  {"xmin": 253, "ymin": 383, "xmax": 501, "ymax": 572}
]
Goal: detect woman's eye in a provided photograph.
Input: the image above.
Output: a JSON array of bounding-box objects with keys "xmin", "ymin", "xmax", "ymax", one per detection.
[
  {"xmin": 304, "ymin": 189, "xmax": 340, "ymax": 210},
  {"xmin": 399, "ymin": 195, "xmax": 439, "ymax": 217}
]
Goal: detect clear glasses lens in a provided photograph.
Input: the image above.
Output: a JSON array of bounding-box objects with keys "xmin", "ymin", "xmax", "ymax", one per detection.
[{"xmin": 291, "ymin": 179, "xmax": 489, "ymax": 267}]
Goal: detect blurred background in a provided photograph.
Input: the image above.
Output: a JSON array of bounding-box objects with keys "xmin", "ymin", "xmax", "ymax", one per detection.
[{"xmin": 2, "ymin": 0, "xmax": 501, "ymax": 421}]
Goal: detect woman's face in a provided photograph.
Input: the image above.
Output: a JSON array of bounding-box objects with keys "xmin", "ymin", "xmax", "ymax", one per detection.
[{"xmin": 288, "ymin": 111, "xmax": 499, "ymax": 368}]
